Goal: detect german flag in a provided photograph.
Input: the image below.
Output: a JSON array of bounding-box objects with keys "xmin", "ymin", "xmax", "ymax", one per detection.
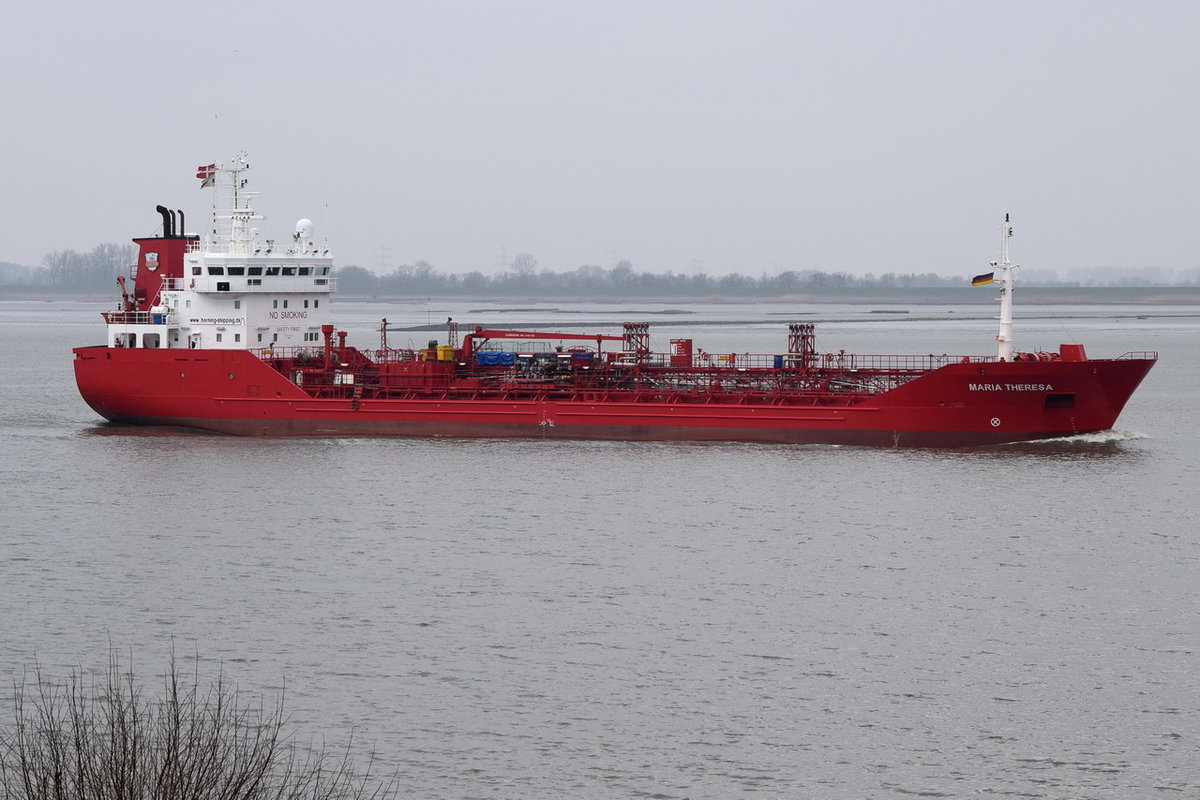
[{"xmin": 971, "ymin": 272, "xmax": 994, "ymax": 287}]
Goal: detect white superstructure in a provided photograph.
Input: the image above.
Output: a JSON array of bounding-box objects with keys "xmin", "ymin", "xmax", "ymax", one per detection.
[{"xmin": 106, "ymin": 152, "xmax": 336, "ymax": 353}]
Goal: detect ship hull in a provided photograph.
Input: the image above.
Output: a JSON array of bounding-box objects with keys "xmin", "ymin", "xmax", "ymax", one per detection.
[{"xmin": 73, "ymin": 346, "xmax": 1155, "ymax": 447}]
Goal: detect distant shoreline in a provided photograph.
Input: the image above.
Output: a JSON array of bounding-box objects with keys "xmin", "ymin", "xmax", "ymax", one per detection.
[
  {"xmin": 4, "ymin": 286, "xmax": 1199, "ymax": 305},
  {"xmin": 290, "ymin": 286, "xmax": 1200, "ymax": 305}
]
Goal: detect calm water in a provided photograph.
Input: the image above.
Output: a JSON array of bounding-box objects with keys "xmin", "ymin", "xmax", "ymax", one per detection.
[{"xmin": 1, "ymin": 296, "xmax": 1198, "ymax": 799}]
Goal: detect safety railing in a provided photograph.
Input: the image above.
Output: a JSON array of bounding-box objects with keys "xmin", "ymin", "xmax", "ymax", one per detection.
[
  {"xmin": 101, "ymin": 311, "xmax": 177, "ymax": 325},
  {"xmin": 614, "ymin": 351, "xmax": 989, "ymax": 371},
  {"xmin": 252, "ymin": 346, "xmax": 330, "ymax": 361},
  {"xmin": 818, "ymin": 353, "xmax": 991, "ymax": 370}
]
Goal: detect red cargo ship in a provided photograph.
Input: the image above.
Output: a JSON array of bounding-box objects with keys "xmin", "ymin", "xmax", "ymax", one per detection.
[{"xmin": 73, "ymin": 156, "xmax": 1156, "ymax": 447}]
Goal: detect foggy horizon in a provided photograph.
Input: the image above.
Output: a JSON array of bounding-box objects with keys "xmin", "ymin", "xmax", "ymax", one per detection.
[{"xmin": 3, "ymin": 1, "xmax": 1198, "ymax": 279}]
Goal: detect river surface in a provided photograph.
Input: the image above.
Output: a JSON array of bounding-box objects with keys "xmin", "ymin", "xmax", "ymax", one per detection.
[{"xmin": 1, "ymin": 296, "xmax": 1198, "ymax": 799}]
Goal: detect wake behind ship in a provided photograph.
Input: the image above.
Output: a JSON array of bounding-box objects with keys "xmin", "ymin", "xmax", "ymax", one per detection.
[{"xmin": 73, "ymin": 155, "xmax": 1157, "ymax": 447}]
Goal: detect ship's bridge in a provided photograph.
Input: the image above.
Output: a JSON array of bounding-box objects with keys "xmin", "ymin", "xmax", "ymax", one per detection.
[
  {"xmin": 156, "ymin": 252, "xmax": 337, "ymax": 351},
  {"xmin": 182, "ymin": 253, "xmax": 336, "ymax": 294}
]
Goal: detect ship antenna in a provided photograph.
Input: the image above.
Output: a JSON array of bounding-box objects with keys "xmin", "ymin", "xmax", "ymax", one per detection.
[
  {"xmin": 210, "ymin": 152, "xmax": 261, "ymax": 254},
  {"xmin": 205, "ymin": 159, "xmax": 219, "ymax": 247},
  {"xmin": 996, "ymin": 213, "xmax": 1016, "ymax": 361}
]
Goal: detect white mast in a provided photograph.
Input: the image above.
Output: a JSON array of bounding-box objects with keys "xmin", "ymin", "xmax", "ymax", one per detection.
[
  {"xmin": 995, "ymin": 214, "xmax": 1016, "ymax": 361},
  {"xmin": 205, "ymin": 152, "xmax": 262, "ymax": 254}
]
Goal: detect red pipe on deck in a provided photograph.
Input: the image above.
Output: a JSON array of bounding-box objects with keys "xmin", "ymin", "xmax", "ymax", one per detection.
[
  {"xmin": 461, "ymin": 327, "xmax": 624, "ymax": 361},
  {"xmin": 322, "ymin": 324, "xmax": 335, "ymax": 369}
]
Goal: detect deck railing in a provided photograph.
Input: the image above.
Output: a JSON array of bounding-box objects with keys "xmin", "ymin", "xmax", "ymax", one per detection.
[
  {"xmin": 101, "ymin": 310, "xmax": 177, "ymax": 325},
  {"xmin": 252, "ymin": 346, "xmax": 329, "ymax": 361},
  {"xmin": 821, "ymin": 353, "xmax": 991, "ymax": 370},
  {"xmin": 248, "ymin": 345, "xmax": 998, "ymax": 374},
  {"xmin": 617, "ymin": 351, "xmax": 987, "ymax": 371}
]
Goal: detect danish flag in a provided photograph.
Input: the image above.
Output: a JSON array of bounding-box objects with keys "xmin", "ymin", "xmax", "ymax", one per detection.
[{"xmin": 196, "ymin": 163, "xmax": 216, "ymax": 187}]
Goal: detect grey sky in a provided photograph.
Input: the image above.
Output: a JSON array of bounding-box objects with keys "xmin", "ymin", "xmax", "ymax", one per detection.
[{"xmin": 3, "ymin": 0, "xmax": 1197, "ymax": 277}]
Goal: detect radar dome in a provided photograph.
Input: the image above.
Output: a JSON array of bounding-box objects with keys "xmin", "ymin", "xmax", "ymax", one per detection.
[{"xmin": 295, "ymin": 218, "xmax": 314, "ymax": 237}]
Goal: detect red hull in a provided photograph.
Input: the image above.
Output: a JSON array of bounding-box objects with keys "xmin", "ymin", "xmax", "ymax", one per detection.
[{"xmin": 73, "ymin": 346, "xmax": 1155, "ymax": 447}]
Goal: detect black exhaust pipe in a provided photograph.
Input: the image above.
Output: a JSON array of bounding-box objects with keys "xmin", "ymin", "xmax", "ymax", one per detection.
[{"xmin": 155, "ymin": 204, "xmax": 173, "ymax": 237}]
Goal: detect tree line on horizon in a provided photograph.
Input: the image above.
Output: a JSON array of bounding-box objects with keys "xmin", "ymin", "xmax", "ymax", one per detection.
[
  {"xmin": 1, "ymin": 244, "xmax": 138, "ymax": 290},
  {"xmin": 2, "ymin": 246, "xmax": 1196, "ymax": 294},
  {"xmin": 333, "ymin": 258, "xmax": 973, "ymax": 296}
]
